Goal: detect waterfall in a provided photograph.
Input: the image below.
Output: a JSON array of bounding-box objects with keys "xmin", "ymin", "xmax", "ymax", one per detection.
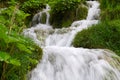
[
  {"xmin": 31, "ymin": 4, "xmax": 50, "ymax": 26},
  {"xmin": 23, "ymin": 1, "xmax": 120, "ymax": 80}
]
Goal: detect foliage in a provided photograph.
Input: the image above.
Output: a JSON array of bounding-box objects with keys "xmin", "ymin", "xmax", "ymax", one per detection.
[
  {"xmin": 73, "ymin": 21, "xmax": 120, "ymax": 56},
  {"xmin": 49, "ymin": 0, "xmax": 88, "ymax": 28},
  {"xmin": 0, "ymin": 5, "xmax": 30, "ymax": 32},
  {"xmin": 76, "ymin": 5, "xmax": 88, "ymax": 20},
  {"xmin": 99, "ymin": 0, "xmax": 120, "ymax": 21},
  {"xmin": 0, "ymin": 3, "xmax": 42, "ymax": 80},
  {"xmin": 99, "ymin": 0, "xmax": 120, "ymax": 9},
  {"xmin": 21, "ymin": 0, "xmax": 46, "ymax": 14},
  {"xmin": 19, "ymin": 0, "xmax": 47, "ymax": 27},
  {"xmin": 50, "ymin": 0, "xmax": 81, "ymax": 14},
  {"xmin": 101, "ymin": 6, "xmax": 120, "ymax": 20}
]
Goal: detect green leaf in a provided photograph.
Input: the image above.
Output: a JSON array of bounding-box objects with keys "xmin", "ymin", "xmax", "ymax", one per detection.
[
  {"xmin": 17, "ymin": 43, "xmax": 32, "ymax": 54},
  {"xmin": 29, "ymin": 58, "xmax": 39, "ymax": 64},
  {"xmin": 0, "ymin": 51, "xmax": 10, "ymax": 62},
  {"xmin": 9, "ymin": 59, "xmax": 21, "ymax": 66},
  {"xmin": 0, "ymin": 24, "xmax": 7, "ymax": 39},
  {"xmin": 6, "ymin": 36, "xmax": 19, "ymax": 43}
]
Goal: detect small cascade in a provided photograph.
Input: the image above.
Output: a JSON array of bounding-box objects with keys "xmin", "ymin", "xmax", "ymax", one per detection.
[
  {"xmin": 31, "ymin": 4, "xmax": 50, "ymax": 26},
  {"xmin": 86, "ymin": 1, "xmax": 100, "ymax": 20},
  {"xmin": 23, "ymin": 4, "xmax": 52, "ymax": 46},
  {"xmin": 45, "ymin": 20, "xmax": 98, "ymax": 46},
  {"xmin": 23, "ymin": 1, "xmax": 120, "ymax": 80},
  {"xmin": 29, "ymin": 47, "xmax": 120, "ymax": 80}
]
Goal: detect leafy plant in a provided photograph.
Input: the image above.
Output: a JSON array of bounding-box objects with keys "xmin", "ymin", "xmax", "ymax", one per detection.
[
  {"xmin": 0, "ymin": 2, "xmax": 42, "ymax": 80},
  {"xmin": 21, "ymin": 0, "xmax": 46, "ymax": 14},
  {"xmin": 50, "ymin": 0, "xmax": 81, "ymax": 14}
]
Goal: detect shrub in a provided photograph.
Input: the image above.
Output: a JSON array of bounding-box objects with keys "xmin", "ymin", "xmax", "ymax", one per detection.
[
  {"xmin": 50, "ymin": 0, "xmax": 81, "ymax": 14},
  {"xmin": 0, "ymin": 3, "xmax": 43, "ymax": 80},
  {"xmin": 73, "ymin": 20, "xmax": 120, "ymax": 56},
  {"xmin": 21, "ymin": 0, "xmax": 46, "ymax": 14}
]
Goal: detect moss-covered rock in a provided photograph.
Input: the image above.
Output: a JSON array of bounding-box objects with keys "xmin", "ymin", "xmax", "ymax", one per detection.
[
  {"xmin": 40, "ymin": 12, "xmax": 47, "ymax": 24},
  {"xmin": 49, "ymin": 0, "xmax": 88, "ymax": 28},
  {"xmin": 50, "ymin": 5, "xmax": 88, "ymax": 28},
  {"xmin": 50, "ymin": 10, "xmax": 75, "ymax": 28},
  {"xmin": 76, "ymin": 5, "xmax": 88, "ymax": 20},
  {"xmin": 73, "ymin": 20, "xmax": 120, "ymax": 56}
]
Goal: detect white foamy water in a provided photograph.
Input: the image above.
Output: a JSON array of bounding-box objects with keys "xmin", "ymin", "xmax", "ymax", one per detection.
[
  {"xmin": 23, "ymin": 1, "xmax": 120, "ymax": 80},
  {"xmin": 29, "ymin": 47, "xmax": 120, "ymax": 80}
]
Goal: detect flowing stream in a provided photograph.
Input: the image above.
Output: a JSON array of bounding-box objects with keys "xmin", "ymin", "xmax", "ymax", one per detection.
[{"xmin": 23, "ymin": 1, "xmax": 120, "ymax": 80}]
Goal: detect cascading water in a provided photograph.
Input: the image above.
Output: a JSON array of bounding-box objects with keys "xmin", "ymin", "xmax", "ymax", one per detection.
[
  {"xmin": 23, "ymin": 1, "xmax": 120, "ymax": 80},
  {"xmin": 31, "ymin": 4, "xmax": 50, "ymax": 26}
]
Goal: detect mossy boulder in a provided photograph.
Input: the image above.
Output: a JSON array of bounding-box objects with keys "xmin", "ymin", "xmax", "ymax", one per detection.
[
  {"xmin": 49, "ymin": 0, "xmax": 88, "ymax": 28},
  {"xmin": 40, "ymin": 12, "xmax": 47, "ymax": 24},
  {"xmin": 76, "ymin": 5, "xmax": 88, "ymax": 20},
  {"xmin": 73, "ymin": 20, "xmax": 120, "ymax": 56},
  {"xmin": 49, "ymin": 10, "xmax": 75, "ymax": 28}
]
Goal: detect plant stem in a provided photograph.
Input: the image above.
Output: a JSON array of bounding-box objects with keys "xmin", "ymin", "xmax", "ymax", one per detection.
[{"xmin": 1, "ymin": 62, "xmax": 7, "ymax": 80}]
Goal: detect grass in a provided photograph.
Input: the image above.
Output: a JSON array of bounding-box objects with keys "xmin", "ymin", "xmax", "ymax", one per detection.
[{"xmin": 73, "ymin": 20, "xmax": 120, "ymax": 56}]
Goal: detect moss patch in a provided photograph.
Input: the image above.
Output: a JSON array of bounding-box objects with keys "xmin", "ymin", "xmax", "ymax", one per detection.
[
  {"xmin": 50, "ymin": 4, "xmax": 88, "ymax": 28},
  {"xmin": 73, "ymin": 20, "xmax": 120, "ymax": 56},
  {"xmin": 40, "ymin": 12, "xmax": 47, "ymax": 24}
]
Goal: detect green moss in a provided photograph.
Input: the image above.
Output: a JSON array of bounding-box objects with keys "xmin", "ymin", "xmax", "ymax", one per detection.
[
  {"xmin": 50, "ymin": 1, "xmax": 88, "ymax": 28},
  {"xmin": 40, "ymin": 13, "xmax": 47, "ymax": 24},
  {"xmin": 76, "ymin": 5, "xmax": 88, "ymax": 20},
  {"xmin": 0, "ymin": 4, "xmax": 43, "ymax": 80},
  {"xmin": 73, "ymin": 20, "xmax": 120, "ymax": 56}
]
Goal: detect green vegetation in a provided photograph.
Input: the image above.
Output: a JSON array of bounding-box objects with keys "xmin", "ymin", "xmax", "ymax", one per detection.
[
  {"xmin": 40, "ymin": 13, "xmax": 47, "ymax": 24},
  {"xmin": 20, "ymin": 0, "xmax": 46, "ymax": 26},
  {"xmin": 0, "ymin": 0, "xmax": 47, "ymax": 27},
  {"xmin": 0, "ymin": 0, "xmax": 8, "ymax": 8},
  {"xmin": 73, "ymin": 0, "xmax": 120, "ymax": 57},
  {"xmin": 0, "ymin": 2, "xmax": 42, "ymax": 80},
  {"xmin": 101, "ymin": 6, "xmax": 120, "ymax": 20},
  {"xmin": 49, "ymin": 0, "xmax": 88, "ymax": 28},
  {"xmin": 73, "ymin": 21, "xmax": 120, "ymax": 56},
  {"xmin": 0, "ymin": 0, "xmax": 88, "ymax": 28},
  {"xmin": 21, "ymin": 0, "xmax": 46, "ymax": 15},
  {"xmin": 1, "ymin": 0, "xmax": 120, "ymax": 79},
  {"xmin": 99, "ymin": 0, "xmax": 120, "ymax": 20}
]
